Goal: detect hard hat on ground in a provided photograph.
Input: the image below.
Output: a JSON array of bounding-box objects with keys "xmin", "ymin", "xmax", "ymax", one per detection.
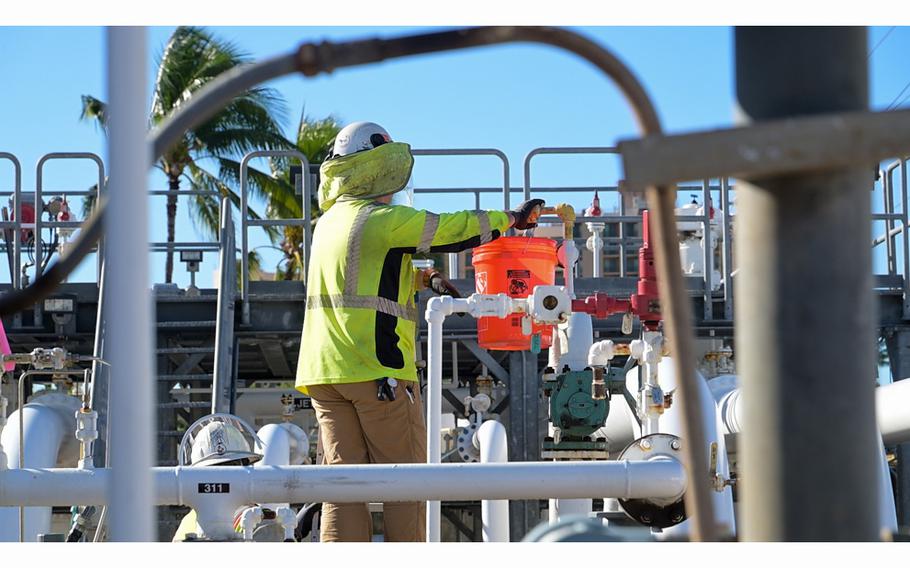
[{"xmin": 178, "ymin": 413, "xmax": 263, "ymax": 467}]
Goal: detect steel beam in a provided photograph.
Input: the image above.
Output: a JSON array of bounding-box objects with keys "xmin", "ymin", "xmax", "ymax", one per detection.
[
  {"xmin": 619, "ymin": 108, "xmax": 910, "ymax": 192},
  {"xmin": 506, "ymin": 350, "xmax": 543, "ymax": 540},
  {"xmin": 461, "ymin": 339, "xmax": 510, "ymax": 384},
  {"xmin": 735, "ymin": 27, "xmax": 880, "ymax": 541}
]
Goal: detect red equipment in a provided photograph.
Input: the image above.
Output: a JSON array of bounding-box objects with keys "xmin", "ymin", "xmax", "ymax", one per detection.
[{"xmin": 571, "ymin": 210, "xmax": 662, "ymax": 330}]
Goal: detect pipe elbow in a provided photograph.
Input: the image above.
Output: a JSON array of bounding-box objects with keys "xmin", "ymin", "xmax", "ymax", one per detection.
[{"xmin": 588, "ymin": 340, "xmax": 615, "ymax": 367}]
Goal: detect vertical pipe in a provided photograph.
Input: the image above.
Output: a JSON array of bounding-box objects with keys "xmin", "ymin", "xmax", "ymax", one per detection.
[
  {"xmin": 592, "ymin": 226, "xmax": 603, "ymax": 277},
  {"xmin": 240, "ymin": 159, "xmax": 251, "ymax": 326},
  {"xmin": 901, "ymin": 159, "xmax": 909, "ymax": 319},
  {"xmin": 720, "ymin": 177, "xmax": 733, "ymax": 320},
  {"xmin": 448, "ymin": 253, "xmax": 460, "ymax": 279},
  {"xmin": 701, "ymin": 179, "xmax": 713, "ymax": 319},
  {"xmin": 33, "ymin": 163, "xmax": 43, "ymax": 282},
  {"xmin": 105, "ymin": 26, "xmax": 154, "ymax": 542},
  {"xmin": 735, "ymin": 27, "xmax": 879, "ymax": 540},
  {"xmin": 300, "ymin": 172, "xmax": 312, "ymax": 282},
  {"xmin": 477, "ymin": 420, "xmax": 509, "ymax": 542},
  {"xmin": 425, "ymin": 301, "xmax": 445, "ymax": 542},
  {"xmin": 618, "ymin": 197, "xmax": 626, "ymax": 277},
  {"xmin": 212, "ymin": 197, "xmax": 235, "ymax": 414},
  {"xmin": 89, "ymin": 263, "xmax": 108, "ymax": 467},
  {"xmin": 451, "ymin": 340, "xmax": 459, "ymax": 385},
  {"xmin": 884, "ymin": 172, "xmax": 896, "ymax": 275}
]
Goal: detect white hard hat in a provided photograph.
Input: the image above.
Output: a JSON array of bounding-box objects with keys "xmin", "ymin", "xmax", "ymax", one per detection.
[
  {"xmin": 178, "ymin": 413, "xmax": 263, "ymax": 467},
  {"xmin": 330, "ymin": 121, "xmax": 392, "ymax": 159}
]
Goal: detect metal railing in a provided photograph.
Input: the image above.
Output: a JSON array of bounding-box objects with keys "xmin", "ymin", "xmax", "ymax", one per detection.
[
  {"xmin": 521, "ymin": 146, "xmax": 736, "ymax": 320},
  {"xmin": 0, "ymin": 152, "xmax": 232, "ymax": 295},
  {"xmin": 239, "ymin": 150, "xmax": 312, "ymax": 326},
  {"xmin": 411, "ymin": 148, "xmax": 513, "ymax": 280},
  {"xmin": 873, "ymin": 157, "xmax": 910, "ymax": 318},
  {"xmin": 0, "ymin": 149, "xmax": 905, "ymax": 324}
]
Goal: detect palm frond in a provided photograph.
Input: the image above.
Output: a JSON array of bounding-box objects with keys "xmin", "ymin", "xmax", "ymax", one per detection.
[
  {"xmin": 80, "ymin": 95, "xmax": 108, "ymax": 131},
  {"xmin": 185, "ymin": 163, "xmax": 280, "ymax": 242}
]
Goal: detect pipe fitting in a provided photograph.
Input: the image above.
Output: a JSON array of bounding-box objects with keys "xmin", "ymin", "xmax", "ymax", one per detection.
[
  {"xmin": 275, "ymin": 506, "xmax": 297, "ymax": 542},
  {"xmin": 240, "ymin": 506, "xmax": 263, "ymax": 541},
  {"xmin": 588, "ymin": 340, "xmax": 616, "ymax": 367}
]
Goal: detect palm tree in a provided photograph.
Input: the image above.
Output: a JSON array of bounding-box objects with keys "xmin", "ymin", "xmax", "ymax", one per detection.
[
  {"xmin": 80, "ymin": 26, "xmax": 291, "ymax": 283},
  {"xmin": 266, "ymin": 112, "xmax": 342, "ymax": 280}
]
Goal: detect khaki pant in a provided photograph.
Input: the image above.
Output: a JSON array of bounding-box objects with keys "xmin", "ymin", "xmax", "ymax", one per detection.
[{"xmin": 308, "ymin": 380, "xmax": 427, "ymax": 542}]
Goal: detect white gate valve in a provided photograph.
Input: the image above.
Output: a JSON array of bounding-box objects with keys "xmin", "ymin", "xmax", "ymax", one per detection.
[
  {"xmin": 275, "ymin": 506, "xmax": 297, "ymax": 542},
  {"xmin": 240, "ymin": 506, "xmax": 264, "ymax": 541},
  {"xmin": 75, "ymin": 407, "xmax": 99, "ymax": 469}
]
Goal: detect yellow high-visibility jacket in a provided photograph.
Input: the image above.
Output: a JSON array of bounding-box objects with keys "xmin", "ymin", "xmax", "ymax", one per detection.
[{"xmin": 295, "ymin": 200, "xmax": 510, "ymax": 390}]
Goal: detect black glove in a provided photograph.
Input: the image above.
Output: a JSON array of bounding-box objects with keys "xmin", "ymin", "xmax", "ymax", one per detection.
[
  {"xmin": 428, "ymin": 272, "xmax": 462, "ymax": 298},
  {"xmin": 510, "ymin": 198, "xmax": 545, "ymax": 230}
]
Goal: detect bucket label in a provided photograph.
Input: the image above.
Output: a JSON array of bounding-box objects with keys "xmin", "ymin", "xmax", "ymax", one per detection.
[
  {"xmin": 506, "ymin": 269, "xmax": 530, "ymax": 296},
  {"xmin": 475, "ymin": 271, "xmax": 488, "ymax": 294}
]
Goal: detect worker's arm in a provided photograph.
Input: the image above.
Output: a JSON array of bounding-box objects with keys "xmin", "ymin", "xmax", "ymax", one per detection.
[
  {"xmin": 380, "ymin": 199, "xmax": 544, "ymax": 253},
  {"xmin": 378, "ymin": 206, "xmax": 511, "ymax": 253}
]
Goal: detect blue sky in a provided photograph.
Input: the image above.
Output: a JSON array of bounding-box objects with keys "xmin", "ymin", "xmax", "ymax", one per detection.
[{"xmin": 0, "ymin": 26, "xmax": 908, "ymax": 290}]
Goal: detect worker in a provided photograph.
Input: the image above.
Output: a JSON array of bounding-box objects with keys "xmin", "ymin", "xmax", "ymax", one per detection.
[
  {"xmin": 172, "ymin": 415, "xmax": 264, "ymax": 542},
  {"xmin": 295, "ymin": 121, "xmax": 544, "ymax": 542}
]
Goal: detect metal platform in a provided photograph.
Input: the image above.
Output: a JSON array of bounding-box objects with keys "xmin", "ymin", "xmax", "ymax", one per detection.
[{"xmin": 2, "ymin": 148, "xmax": 909, "ymax": 540}]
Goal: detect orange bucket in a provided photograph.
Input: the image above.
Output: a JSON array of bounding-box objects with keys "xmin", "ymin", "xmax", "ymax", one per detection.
[{"xmin": 472, "ymin": 236, "xmax": 558, "ymax": 351}]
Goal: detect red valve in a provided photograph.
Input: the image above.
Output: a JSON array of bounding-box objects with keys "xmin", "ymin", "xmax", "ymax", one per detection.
[{"xmin": 572, "ymin": 210, "xmax": 662, "ymax": 331}]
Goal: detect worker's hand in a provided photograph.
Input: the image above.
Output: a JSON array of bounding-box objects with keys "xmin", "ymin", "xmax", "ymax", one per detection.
[
  {"xmin": 510, "ymin": 198, "xmax": 546, "ymax": 230},
  {"xmin": 424, "ymin": 269, "xmax": 462, "ymax": 298}
]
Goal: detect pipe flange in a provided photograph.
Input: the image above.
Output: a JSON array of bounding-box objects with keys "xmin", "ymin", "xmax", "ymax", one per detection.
[
  {"xmin": 616, "ymin": 433, "xmax": 687, "ymax": 529},
  {"xmin": 456, "ymin": 423, "xmax": 480, "ymax": 462}
]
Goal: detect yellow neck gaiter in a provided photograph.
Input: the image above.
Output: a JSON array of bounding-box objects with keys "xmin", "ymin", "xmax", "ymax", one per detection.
[{"xmin": 318, "ymin": 142, "xmax": 414, "ymax": 212}]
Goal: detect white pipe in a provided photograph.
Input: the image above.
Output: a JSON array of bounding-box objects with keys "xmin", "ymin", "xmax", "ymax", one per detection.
[
  {"xmin": 559, "ymin": 312, "xmax": 593, "ymax": 372},
  {"xmin": 547, "ymin": 324, "xmax": 562, "ymax": 370},
  {"xmin": 256, "ymin": 424, "xmax": 293, "ymax": 466},
  {"xmin": 588, "ymin": 339, "xmax": 615, "ymax": 368},
  {"xmin": 0, "ymin": 402, "xmax": 70, "ymax": 541},
  {"xmin": 477, "ymin": 420, "xmax": 509, "ymax": 542},
  {"xmin": 425, "ymin": 297, "xmax": 447, "ymax": 542},
  {"xmin": 105, "ymin": 26, "xmax": 153, "ymax": 542},
  {"xmin": 548, "ymin": 498, "xmax": 592, "ymax": 524},
  {"xmin": 424, "ymin": 293, "xmax": 522, "ymax": 541},
  {"xmin": 878, "ymin": 438, "xmax": 898, "ymax": 534},
  {"xmin": 560, "ymin": 241, "xmax": 579, "ymax": 298},
  {"xmin": 876, "ymin": 379, "xmax": 910, "ymax": 445},
  {"xmin": 713, "ymin": 377, "xmax": 910, "ymax": 446},
  {"xmin": 646, "ymin": 358, "xmax": 736, "ymax": 539},
  {"xmin": 709, "ymin": 376, "xmax": 901, "ymax": 535},
  {"xmin": 0, "ymin": 460, "xmax": 686, "ymax": 507}
]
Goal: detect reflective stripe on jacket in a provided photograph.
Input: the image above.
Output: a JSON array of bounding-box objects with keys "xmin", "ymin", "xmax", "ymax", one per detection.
[{"xmin": 295, "ymin": 200, "xmax": 510, "ymax": 390}]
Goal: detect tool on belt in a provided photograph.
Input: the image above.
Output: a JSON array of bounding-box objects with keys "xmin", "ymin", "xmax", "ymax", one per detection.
[{"xmin": 377, "ymin": 377, "xmax": 415, "ymax": 404}]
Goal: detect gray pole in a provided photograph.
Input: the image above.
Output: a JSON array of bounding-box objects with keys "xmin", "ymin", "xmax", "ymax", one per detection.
[
  {"xmin": 735, "ymin": 27, "xmax": 880, "ymax": 540},
  {"xmin": 105, "ymin": 26, "xmax": 155, "ymax": 541},
  {"xmin": 212, "ymin": 197, "xmax": 236, "ymax": 414}
]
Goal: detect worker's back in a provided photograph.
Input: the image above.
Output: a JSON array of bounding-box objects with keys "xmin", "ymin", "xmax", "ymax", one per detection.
[
  {"xmin": 296, "ymin": 199, "xmax": 422, "ymax": 390},
  {"xmin": 296, "ymin": 199, "xmax": 511, "ymax": 392}
]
